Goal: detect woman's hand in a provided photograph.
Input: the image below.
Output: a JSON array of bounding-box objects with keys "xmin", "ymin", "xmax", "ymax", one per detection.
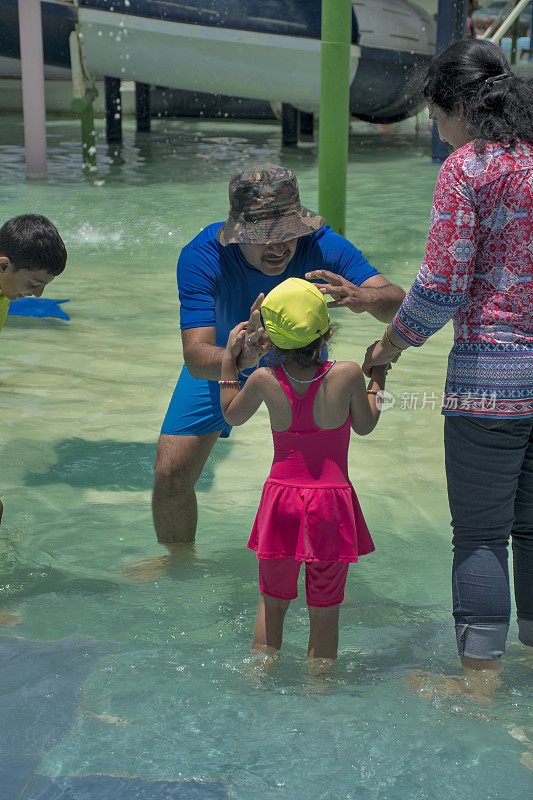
[{"xmin": 362, "ymin": 338, "xmax": 400, "ymax": 377}]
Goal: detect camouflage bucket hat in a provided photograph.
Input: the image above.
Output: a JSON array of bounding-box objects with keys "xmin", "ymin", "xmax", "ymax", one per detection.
[{"xmin": 217, "ymin": 165, "xmax": 325, "ymax": 247}]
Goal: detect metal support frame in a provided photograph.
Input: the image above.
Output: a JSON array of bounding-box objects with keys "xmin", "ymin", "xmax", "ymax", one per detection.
[
  {"xmin": 300, "ymin": 112, "xmax": 314, "ymax": 137},
  {"xmin": 281, "ymin": 103, "xmax": 299, "ymax": 146},
  {"xmin": 431, "ymin": 0, "xmax": 468, "ymax": 162},
  {"xmin": 135, "ymin": 83, "xmax": 151, "ymax": 132},
  {"xmin": 480, "ymin": 0, "xmax": 518, "ymax": 39},
  {"xmin": 530, "ymin": 3, "xmax": 533, "ymax": 61},
  {"xmin": 484, "ymin": 0, "xmax": 531, "ymax": 42},
  {"xmin": 510, "ymin": 1, "xmax": 520, "ymax": 64},
  {"xmin": 105, "ymin": 77, "xmax": 122, "ymax": 143}
]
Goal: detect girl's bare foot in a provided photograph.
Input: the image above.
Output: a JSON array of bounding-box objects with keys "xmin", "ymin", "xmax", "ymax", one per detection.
[
  {"xmin": 243, "ymin": 645, "xmax": 280, "ymax": 685},
  {"xmin": 307, "ymin": 657, "xmax": 335, "ymax": 677}
]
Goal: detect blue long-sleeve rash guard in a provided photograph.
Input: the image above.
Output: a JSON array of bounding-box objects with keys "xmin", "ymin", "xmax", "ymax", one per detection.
[{"xmin": 177, "ymin": 222, "xmax": 380, "ymax": 347}]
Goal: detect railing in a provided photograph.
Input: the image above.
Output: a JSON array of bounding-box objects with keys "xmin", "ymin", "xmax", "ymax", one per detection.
[{"xmin": 479, "ymin": 0, "xmax": 531, "ymax": 44}]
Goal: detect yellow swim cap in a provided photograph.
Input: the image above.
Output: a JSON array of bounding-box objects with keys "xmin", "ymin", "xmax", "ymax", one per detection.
[{"xmin": 260, "ymin": 277, "xmax": 331, "ymax": 349}]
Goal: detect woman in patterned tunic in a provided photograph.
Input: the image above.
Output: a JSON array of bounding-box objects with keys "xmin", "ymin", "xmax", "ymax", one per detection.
[{"xmin": 363, "ymin": 39, "xmax": 533, "ymax": 683}]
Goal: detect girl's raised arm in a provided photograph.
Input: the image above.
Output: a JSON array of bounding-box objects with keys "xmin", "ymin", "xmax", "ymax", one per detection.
[
  {"xmin": 350, "ymin": 363, "xmax": 388, "ymax": 436},
  {"xmin": 219, "ymin": 322, "xmax": 264, "ymax": 426}
]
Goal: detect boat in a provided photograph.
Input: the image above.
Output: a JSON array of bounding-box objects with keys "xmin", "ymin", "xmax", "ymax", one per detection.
[{"xmin": 0, "ymin": 0, "xmax": 436, "ymax": 123}]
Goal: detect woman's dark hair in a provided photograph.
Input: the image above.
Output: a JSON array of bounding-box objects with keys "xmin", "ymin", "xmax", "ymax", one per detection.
[
  {"xmin": 423, "ymin": 39, "xmax": 533, "ymax": 152},
  {"xmin": 0, "ymin": 214, "xmax": 67, "ymax": 275},
  {"xmin": 269, "ymin": 325, "xmax": 337, "ymax": 369}
]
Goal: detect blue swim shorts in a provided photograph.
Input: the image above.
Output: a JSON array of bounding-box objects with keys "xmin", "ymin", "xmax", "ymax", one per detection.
[{"xmin": 161, "ymin": 364, "xmax": 233, "ymax": 438}]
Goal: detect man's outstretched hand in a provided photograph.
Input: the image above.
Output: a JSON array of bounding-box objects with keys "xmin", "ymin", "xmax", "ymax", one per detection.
[{"xmin": 305, "ymin": 270, "xmax": 372, "ymax": 314}]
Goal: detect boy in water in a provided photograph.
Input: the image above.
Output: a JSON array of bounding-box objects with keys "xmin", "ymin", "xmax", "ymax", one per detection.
[{"xmin": 0, "ymin": 214, "xmax": 68, "ymax": 527}]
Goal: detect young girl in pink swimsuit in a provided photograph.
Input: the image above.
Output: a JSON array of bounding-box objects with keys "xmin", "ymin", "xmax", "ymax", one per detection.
[{"xmin": 219, "ymin": 278, "xmax": 389, "ymax": 669}]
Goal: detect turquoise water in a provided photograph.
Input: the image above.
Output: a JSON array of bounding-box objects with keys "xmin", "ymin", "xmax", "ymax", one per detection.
[{"xmin": 1, "ymin": 115, "xmax": 531, "ymax": 798}]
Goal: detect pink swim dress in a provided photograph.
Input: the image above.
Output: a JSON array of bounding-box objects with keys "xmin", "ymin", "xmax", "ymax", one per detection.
[{"xmin": 248, "ymin": 362, "xmax": 374, "ymax": 563}]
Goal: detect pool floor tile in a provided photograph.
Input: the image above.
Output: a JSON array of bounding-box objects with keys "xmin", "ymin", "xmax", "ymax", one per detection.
[
  {"xmin": 0, "ymin": 754, "xmax": 42, "ymax": 800},
  {"xmin": 0, "ymin": 637, "xmax": 228, "ymax": 800},
  {"xmin": 0, "ymin": 635, "xmax": 115, "ymax": 754},
  {"xmin": 19, "ymin": 774, "xmax": 228, "ymax": 800}
]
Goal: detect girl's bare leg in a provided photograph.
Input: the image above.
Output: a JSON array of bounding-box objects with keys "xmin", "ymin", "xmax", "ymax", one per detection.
[
  {"xmin": 252, "ymin": 593, "xmax": 290, "ymax": 655},
  {"xmin": 307, "ymin": 604, "xmax": 340, "ymax": 674}
]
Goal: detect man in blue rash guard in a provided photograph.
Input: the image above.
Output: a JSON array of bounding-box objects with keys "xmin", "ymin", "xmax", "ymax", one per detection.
[{"xmin": 153, "ymin": 165, "xmax": 405, "ymax": 547}]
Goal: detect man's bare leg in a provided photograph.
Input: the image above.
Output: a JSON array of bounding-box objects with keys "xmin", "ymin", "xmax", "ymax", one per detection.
[
  {"xmin": 152, "ymin": 431, "xmax": 221, "ymax": 544},
  {"xmin": 123, "ymin": 431, "xmax": 220, "ymax": 582}
]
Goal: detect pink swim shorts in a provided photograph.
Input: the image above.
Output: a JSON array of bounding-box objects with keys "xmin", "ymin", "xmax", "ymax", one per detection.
[{"xmin": 258, "ymin": 557, "xmax": 349, "ymax": 607}]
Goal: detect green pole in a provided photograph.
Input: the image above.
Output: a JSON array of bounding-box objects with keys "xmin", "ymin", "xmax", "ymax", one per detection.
[
  {"xmin": 72, "ymin": 89, "xmax": 97, "ymax": 171},
  {"xmin": 318, "ymin": 0, "xmax": 352, "ymax": 236},
  {"xmin": 81, "ymin": 103, "xmax": 97, "ymax": 171}
]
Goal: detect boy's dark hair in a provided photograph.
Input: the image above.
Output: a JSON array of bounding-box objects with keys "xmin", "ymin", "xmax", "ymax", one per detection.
[
  {"xmin": 423, "ymin": 39, "xmax": 533, "ymax": 153},
  {"xmin": 0, "ymin": 214, "xmax": 67, "ymax": 275},
  {"xmin": 269, "ymin": 325, "xmax": 337, "ymax": 369}
]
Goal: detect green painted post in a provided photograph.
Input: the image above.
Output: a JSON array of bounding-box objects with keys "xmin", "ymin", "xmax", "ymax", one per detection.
[
  {"xmin": 69, "ymin": 31, "xmax": 97, "ymax": 171},
  {"xmin": 81, "ymin": 99, "xmax": 97, "ymax": 170},
  {"xmin": 71, "ymin": 89, "xmax": 97, "ymax": 170},
  {"xmin": 318, "ymin": 0, "xmax": 352, "ymax": 236}
]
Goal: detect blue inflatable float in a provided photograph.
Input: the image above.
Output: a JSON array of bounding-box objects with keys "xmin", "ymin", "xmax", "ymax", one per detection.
[{"xmin": 7, "ymin": 298, "xmax": 70, "ymax": 321}]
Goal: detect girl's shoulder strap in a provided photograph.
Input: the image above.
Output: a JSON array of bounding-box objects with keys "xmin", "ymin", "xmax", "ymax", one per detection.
[
  {"xmin": 294, "ymin": 361, "xmax": 335, "ymax": 429},
  {"xmin": 272, "ymin": 365, "xmax": 296, "ymax": 403},
  {"xmin": 303, "ymin": 361, "xmax": 334, "ymax": 406},
  {"xmin": 273, "ymin": 361, "xmax": 336, "ymax": 408}
]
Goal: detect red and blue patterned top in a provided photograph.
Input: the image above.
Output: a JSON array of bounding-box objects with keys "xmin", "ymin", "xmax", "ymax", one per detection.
[{"xmin": 393, "ymin": 140, "xmax": 533, "ymax": 418}]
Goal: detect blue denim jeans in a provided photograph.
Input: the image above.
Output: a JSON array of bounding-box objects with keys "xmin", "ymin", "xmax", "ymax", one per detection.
[{"xmin": 444, "ymin": 415, "xmax": 533, "ymax": 660}]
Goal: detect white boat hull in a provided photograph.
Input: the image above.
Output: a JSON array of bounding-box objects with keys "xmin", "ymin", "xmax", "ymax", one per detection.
[{"xmin": 78, "ymin": 8, "xmax": 360, "ymax": 113}]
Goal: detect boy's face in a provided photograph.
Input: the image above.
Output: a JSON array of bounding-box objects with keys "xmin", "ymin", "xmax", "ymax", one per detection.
[{"xmin": 0, "ymin": 257, "xmax": 55, "ymax": 301}]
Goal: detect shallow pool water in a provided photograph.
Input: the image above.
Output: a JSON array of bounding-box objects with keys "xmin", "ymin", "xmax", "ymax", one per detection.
[{"xmin": 0, "ymin": 115, "xmax": 531, "ymax": 799}]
